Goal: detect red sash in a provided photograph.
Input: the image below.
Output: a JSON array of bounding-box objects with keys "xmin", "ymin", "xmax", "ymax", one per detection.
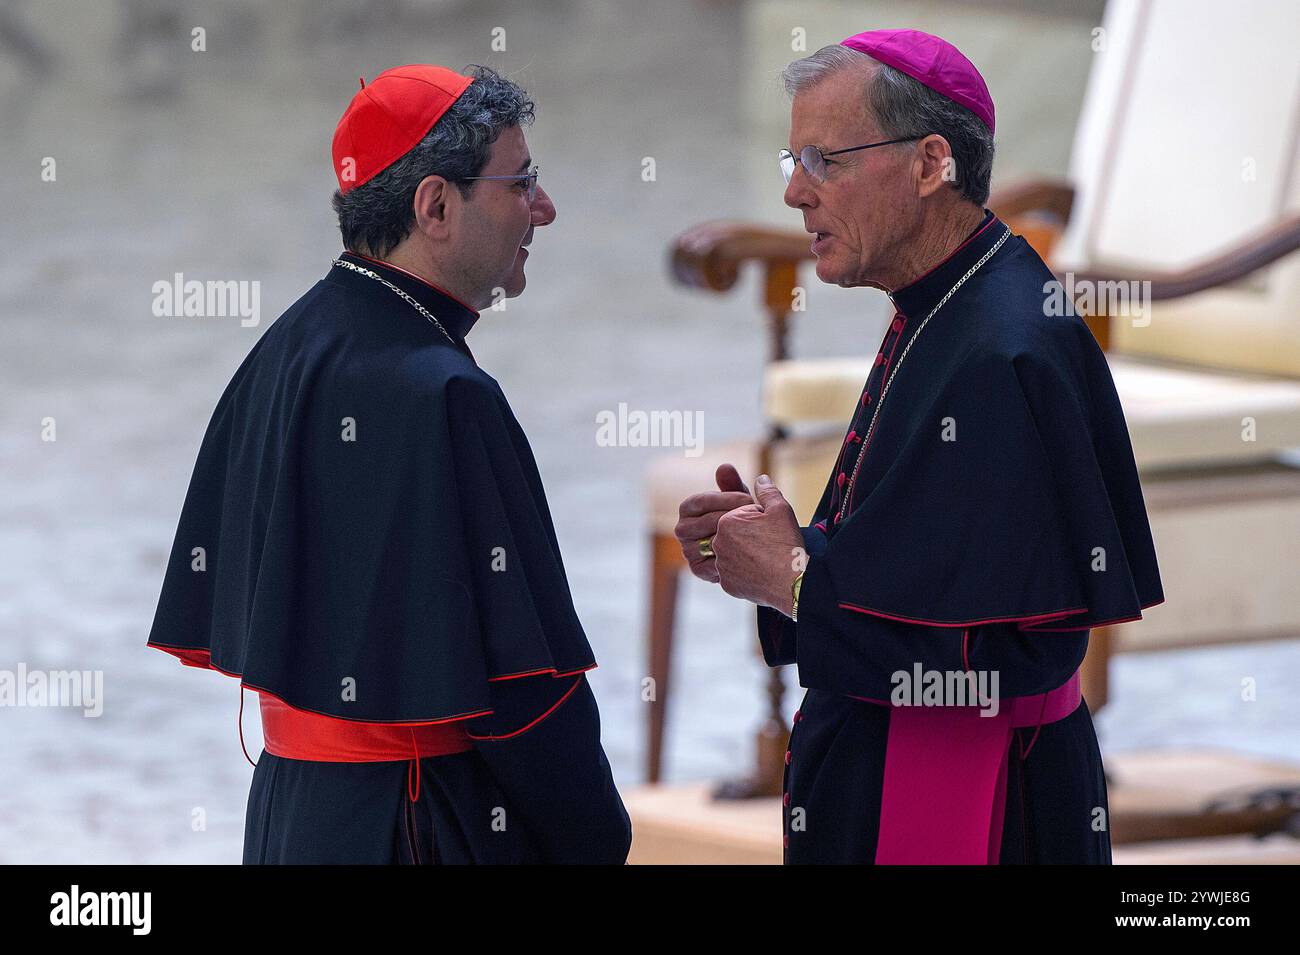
[{"xmin": 258, "ymin": 692, "xmax": 472, "ymax": 763}]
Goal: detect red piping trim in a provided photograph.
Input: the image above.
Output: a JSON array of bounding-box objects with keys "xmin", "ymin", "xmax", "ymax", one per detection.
[
  {"xmin": 1025, "ymin": 613, "xmax": 1139, "ymax": 631},
  {"xmin": 1021, "ymin": 597, "xmax": 1165, "ymax": 631},
  {"xmin": 487, "ymin": 662, "xmax": 598, "ymax": 682},
  {"xmin": 888, "ymin": 213, "xmax": 1000, "ymax": 311},
  {"xmin": 346, "ymin": 250, "xmax": 481, "ymax": 316},
  {"xmin": 827, "ymin": 433, "xmax": 853, "ymax": 514},
  {"xmin": 466, "ymin": 675, "xmax": 584, "ymax": 741},
  {"xmin": 844, "ymin": 311, "xmax": 910, "ymax": 514},
  {"xmin": 1016, "ymin": 744, "xmax": 1029, "ymax": 857},
  {"xmin": 147, "ymin": 641, "xmax": 494, "ymax": 726},
  {"xmin": 961, "ymin": 628, "xmax": 971, "ymax": 672},
  {"xmin": 837, "ymin": 596, "xmax": 1166, "ymax": 631},
  {"xmin": 408, "ymin": 729, "xmax": 421, "ymax": 802},
  {"xmin": 837, "ymin": 602, "xmax": 1086, "ymax": 628},
  {"xmin": 1016, "ymin": 692, "xmax": 1050, "ymax": 760}
]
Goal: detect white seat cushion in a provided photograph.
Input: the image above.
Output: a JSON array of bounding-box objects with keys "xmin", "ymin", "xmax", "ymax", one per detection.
[
  {"xmin": 763, "ymin": 353, "xmax": 1300, "ymax": 470},
  {"xmin": 1111, "ymin": 357, "xmax": 1300, "ymax": 469},
  {"xmin": 644, "ymin": 434, "xmax": 844, "ymax": 534},
  {"xmin": 763, "ymin": 358, "xmax": 872, "ymax": 427}
]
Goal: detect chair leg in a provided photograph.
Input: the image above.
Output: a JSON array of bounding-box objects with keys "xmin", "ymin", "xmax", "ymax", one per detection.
[
  {"xmin": 754, "ymin": 666, "xmax": 789, "ymax": 793},
  {"xmin": 712, "ymin": 634, "xmax": 790, "ymax": 800},
  {"xmin": 645, "ymin": 533, "xmax": 683, "ymax": 784},
  {"xmin": 1082, "ymin": 624, "xmax": 1112, "ymax": 715}
]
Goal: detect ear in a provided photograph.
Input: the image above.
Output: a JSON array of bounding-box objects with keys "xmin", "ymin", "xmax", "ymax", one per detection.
[
  {"xmin": 914, "ymin": 133, "xmax": 956, "ymax": 199},
  {"xmin": 411, "ymin": 174, "xmax": 456, "ymax": 241}
]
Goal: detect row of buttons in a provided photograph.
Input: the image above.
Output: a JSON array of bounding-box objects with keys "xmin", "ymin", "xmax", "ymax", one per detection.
[
  {"xmin": 783, "ymin": 709, "xmax": 805, "ymax": 850},
  {"xmin": 830, "ymin": 312, "xmax": 906, "ymax": 523}
]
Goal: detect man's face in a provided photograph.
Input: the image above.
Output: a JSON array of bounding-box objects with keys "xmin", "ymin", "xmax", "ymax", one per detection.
[
  {"xmin": 783, "ymin": 67, "xmax": 918, "ymax": 289},
  {"xmin": 454, "ymin": 125, "xmax": 556, "ymax": 306}
]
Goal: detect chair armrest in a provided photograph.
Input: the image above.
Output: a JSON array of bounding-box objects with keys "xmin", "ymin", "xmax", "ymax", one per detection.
[
  {"xmin": 669, "ymin": 221, "xmax": 813, "ymax": 293},
  {"xmin": 668, "ymin": 179, "xmax": 1078, "ymax": 296},
  {"xmin": 989, "ymin": 177, "xmax": 1076, "ymax": 226},
  {"xmin": 1061, "ymin": 212, "xmax": 1300, "ymax": 302}
]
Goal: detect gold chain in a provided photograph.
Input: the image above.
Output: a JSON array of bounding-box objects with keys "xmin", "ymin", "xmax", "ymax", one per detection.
[
  {"xmin": 332, "ymin": 258, "xmax": 457, "ymax": 344},
  {"xmin": 836, "ymin": 226, "xmax": 1012, "ymax": 522}
]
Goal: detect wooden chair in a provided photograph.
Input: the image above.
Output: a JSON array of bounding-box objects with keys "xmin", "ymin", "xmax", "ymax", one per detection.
[
  {"xmin": 643, "ymin": 231, "xmax": 843, "ymax": 796},
  {"xmin": 644, "ymin": 0, "xmax": 1300, "ymax": 841}
]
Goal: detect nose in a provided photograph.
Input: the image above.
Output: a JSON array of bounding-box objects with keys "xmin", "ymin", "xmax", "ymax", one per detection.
[
  {"xmin": 783, "ymin": 166, "xmax": 816, "ymax": 210},
  {"xmin": 531, "ymin": 184, "xmax": 556, "ymax": 226}
]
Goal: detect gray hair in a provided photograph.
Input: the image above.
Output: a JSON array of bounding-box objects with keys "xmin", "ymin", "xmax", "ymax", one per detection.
[
  {"xmin": 332, "ymin": 65, "xmax": 535, "ymax": 258},
  {"xmin": 782, "ymin": 45, "xmax": 994, "ymax": 205}
]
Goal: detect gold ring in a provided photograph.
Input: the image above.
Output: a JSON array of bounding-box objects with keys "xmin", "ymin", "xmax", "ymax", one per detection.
[{"xmin": 698, "ymin": 537, "xmax": 715, "ymax": 558}]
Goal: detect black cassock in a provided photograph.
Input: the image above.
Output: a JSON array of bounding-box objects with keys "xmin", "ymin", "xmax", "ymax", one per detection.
[
  {"xmin": 757, "ymin": 211, "xmax": 1163, "ymax": 865},
  {"xmin": 148, "ymin": 250, "xmax": 630, "ymax": 864}
]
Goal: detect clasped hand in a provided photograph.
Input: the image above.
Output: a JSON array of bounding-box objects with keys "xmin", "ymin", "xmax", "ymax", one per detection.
[{"xmin": 674, "ymin": 463, "xmax": 805, "ymax": 617}]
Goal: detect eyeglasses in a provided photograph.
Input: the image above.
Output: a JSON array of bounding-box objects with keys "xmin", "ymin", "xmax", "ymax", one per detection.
[
  {"xmin": 459, "ymin": 164, "xmax": 541, "ymax": 202},
  {"xmin": 779, "ymin": 138, "xmax": 924, "ymax": 185}
]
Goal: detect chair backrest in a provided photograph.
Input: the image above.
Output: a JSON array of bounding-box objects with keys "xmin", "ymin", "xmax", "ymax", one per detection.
[{"xmin": 1053, "ymin": 0, "xmax": 1300, "ymax": 376}]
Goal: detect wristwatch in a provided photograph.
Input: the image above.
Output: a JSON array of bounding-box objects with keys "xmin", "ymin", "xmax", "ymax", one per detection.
[{"xmin": 790, "ymin": 570, "xmax": 805, "ymax": 622}]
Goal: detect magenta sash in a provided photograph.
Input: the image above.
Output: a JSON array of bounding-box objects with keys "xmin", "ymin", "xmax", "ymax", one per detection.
[{"xmin": 853, "ymin": 669, "xmax": 1082, "ymax": 864}]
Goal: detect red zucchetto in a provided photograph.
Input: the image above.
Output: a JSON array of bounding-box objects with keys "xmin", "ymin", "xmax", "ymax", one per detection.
[{"xmin": 331, "ymin": 64, "xmax": 474, "ymax": 194}]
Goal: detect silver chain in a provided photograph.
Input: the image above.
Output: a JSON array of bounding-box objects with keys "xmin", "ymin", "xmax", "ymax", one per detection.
[
  {"xmin": 332, "ymin": 258, "xmax": 457, "ymax": 344},
  {"xmin": 836, "ymin": 226, "xmax": 1012, "ymax": 521}
]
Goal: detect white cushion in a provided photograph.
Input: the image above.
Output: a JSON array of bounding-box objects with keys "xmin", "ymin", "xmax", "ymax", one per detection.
[
  {"xmin": 762, "ymin": 353, "xmax": 1300, "ymax": 469},
  {"xmin": 1110, "ymin": 356, "xmax": 1300, "ymax": 468},
  {"xmin": 762, "ymin": 358, "xmax": 872, "ymax": 427},
  {"xmin": 644, "ymin": 434, "xmax": 844, "ymax": 534}
]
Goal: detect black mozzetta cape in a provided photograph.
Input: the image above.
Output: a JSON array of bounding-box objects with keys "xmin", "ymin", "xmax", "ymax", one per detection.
[
  {"xmin": 761, "ymin": 211, "xmax": 1164, "ymax": 677},
  {"xmin": 147, "ymin": 251, "xmax": 596, "ymax": 724}
]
